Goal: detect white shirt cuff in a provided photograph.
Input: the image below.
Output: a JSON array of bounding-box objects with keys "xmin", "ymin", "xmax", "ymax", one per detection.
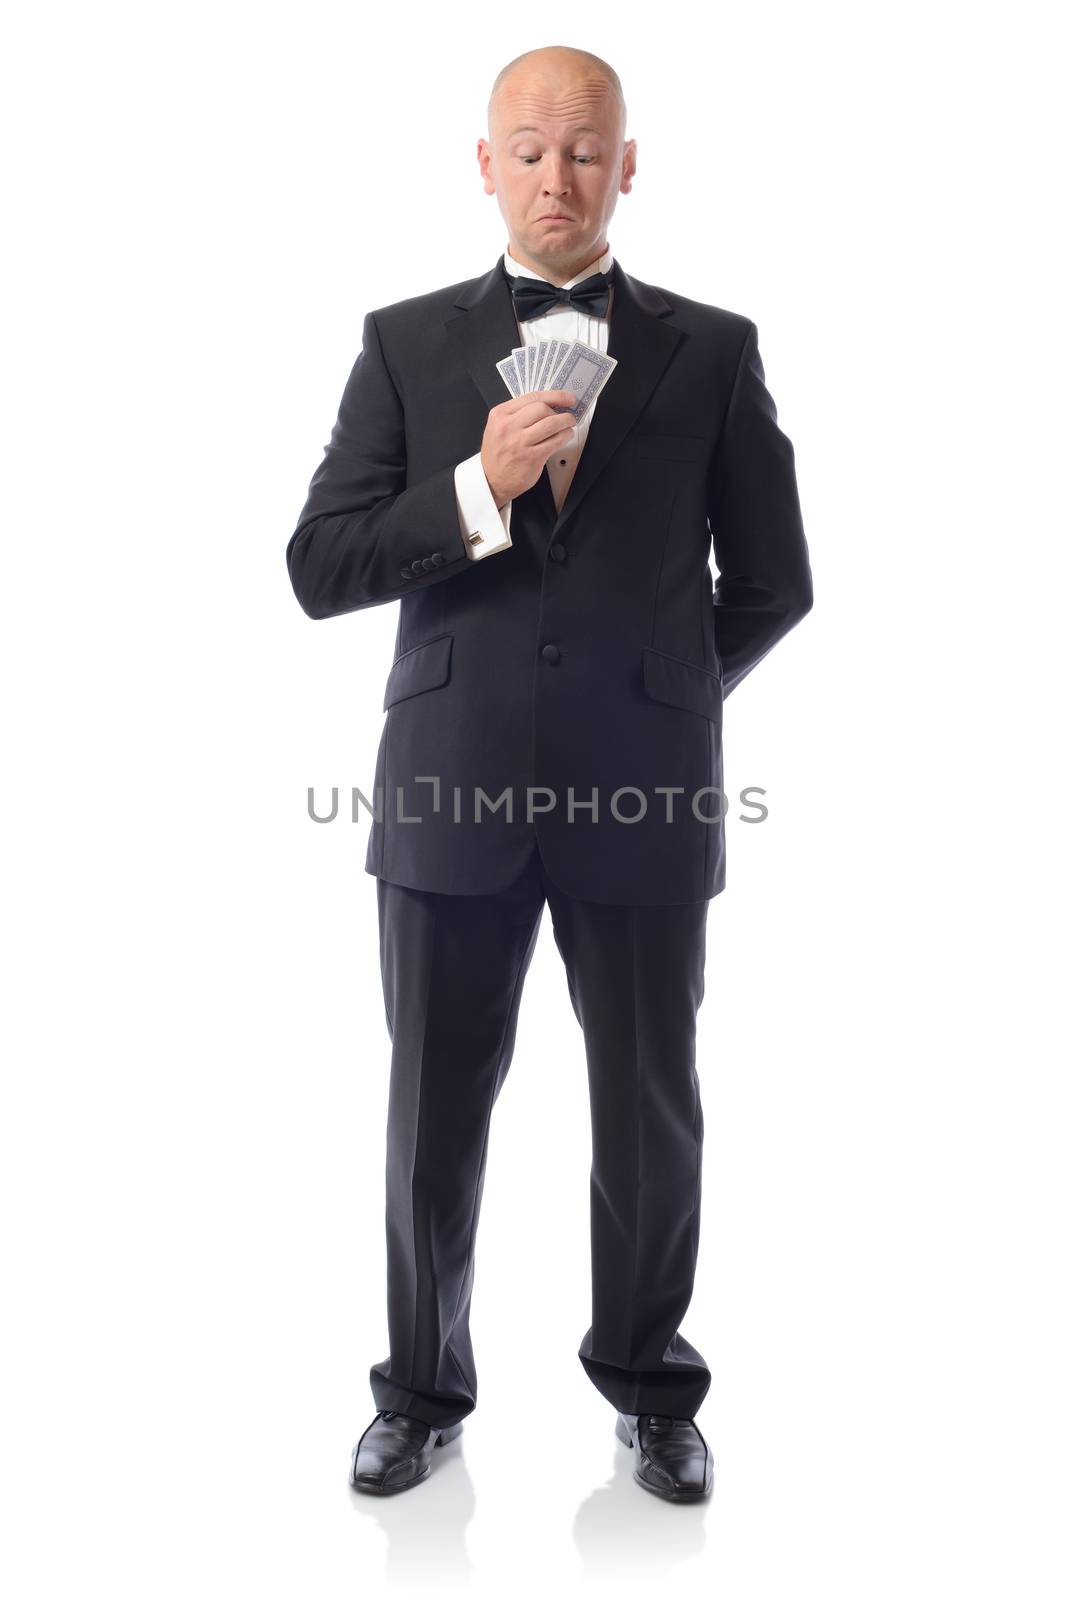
[{"xmin": 454, "ymin": 453, "xmax": 513, "ymax": 560}]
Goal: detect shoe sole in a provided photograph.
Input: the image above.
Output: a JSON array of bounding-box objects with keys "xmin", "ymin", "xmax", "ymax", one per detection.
[
  {"xmin": 349, "ymin": 1420, "xmax": 463, "ymax": 1494},
  {"xmin": 615, "ymin": 1413, "xmax": 713, "ymax": 1502}
]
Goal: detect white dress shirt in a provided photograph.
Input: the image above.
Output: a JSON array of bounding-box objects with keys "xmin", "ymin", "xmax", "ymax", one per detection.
[{"xmin": 453, "ymin": 242, "xmax": 615, "ymax": 559}]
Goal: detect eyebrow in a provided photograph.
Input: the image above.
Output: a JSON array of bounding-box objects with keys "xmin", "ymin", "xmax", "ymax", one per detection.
[{"xmin": 508, "ymin": 125, "xmax": 602, "ymax": 137}]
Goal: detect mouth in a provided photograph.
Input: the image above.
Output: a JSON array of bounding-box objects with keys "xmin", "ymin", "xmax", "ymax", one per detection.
[{"xmin": 539, "ymin": 215, "xmax": 573, "ymax": 223}]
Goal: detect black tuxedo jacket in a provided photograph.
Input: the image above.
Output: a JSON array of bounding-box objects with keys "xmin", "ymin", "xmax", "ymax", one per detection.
[{"xmin": 286, "ymin": 254, "xmax": 812, "ymax": 904}]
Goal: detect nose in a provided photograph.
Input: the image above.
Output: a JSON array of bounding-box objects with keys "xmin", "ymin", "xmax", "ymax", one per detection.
[{"xmin": 541, "ymin": 158, "xmax": 570, "ymax": 194}]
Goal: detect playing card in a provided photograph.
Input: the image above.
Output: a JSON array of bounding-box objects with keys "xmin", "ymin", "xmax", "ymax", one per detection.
[
  {"xmin": 495, "ymin": 353, "xmax": 522, "ymax": 399},
  {"xmin": 546, "ymin": 340, "xmax": 617, "ymax": 420},
  {"xmin": 541, "ymin": 338, "xmax": 566, "ymax": 389},
  {"xmin": 537, "ymin": 338, "xmax": 562, "ymax": 391},
  {"xmin": 530, "ymin": 337, "xmax": 552, "ymax": 393}
]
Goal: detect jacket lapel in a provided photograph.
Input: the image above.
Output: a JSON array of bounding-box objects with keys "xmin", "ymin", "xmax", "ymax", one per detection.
[{"xmin": 445, "ymin": 254, "xmax": 683, "ymax": 546}]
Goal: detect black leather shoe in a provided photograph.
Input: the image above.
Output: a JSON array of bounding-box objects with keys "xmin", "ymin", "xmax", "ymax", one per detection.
[
  {"xmin": 349, "ymin": 1408, "xmax": 464, "ymax": 1494},
  {"xmin": 615, "ymin": 1412, "xmax": 714, "ymax": 1501}
]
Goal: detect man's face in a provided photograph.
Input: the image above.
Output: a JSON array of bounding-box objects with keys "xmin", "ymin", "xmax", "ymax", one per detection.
[{"xmin": 479, "ymin": 74, "xmax": 635, "ymax": 283}]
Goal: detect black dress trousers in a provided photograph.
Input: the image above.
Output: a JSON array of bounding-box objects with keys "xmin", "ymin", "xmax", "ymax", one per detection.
[{"xmin": 368, "ymin": 843, "xmax": 712, "ymax": 1430}]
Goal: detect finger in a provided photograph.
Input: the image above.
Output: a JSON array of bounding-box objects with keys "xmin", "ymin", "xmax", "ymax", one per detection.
[
  {"xmin": 505, "ymin": 388, "xmax": 578, "ymax": 411},
  {"xmin": 522, "ymin": 412, "xmax": 580, "ymax": 448}
]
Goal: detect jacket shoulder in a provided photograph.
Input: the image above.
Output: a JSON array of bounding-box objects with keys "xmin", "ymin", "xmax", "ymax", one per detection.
[
  {"xmin": 368, "ymin": 270, "xmax": 485, "ymax": 331},
  {"xmin": 633, "ymin": 273, "xmax": 755, "ymax": 341}
]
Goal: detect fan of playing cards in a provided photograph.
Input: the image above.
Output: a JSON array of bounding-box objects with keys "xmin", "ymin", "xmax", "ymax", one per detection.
[{"xmin": 496, "ymin": 339, "xmax": 618, "ymax": 424}]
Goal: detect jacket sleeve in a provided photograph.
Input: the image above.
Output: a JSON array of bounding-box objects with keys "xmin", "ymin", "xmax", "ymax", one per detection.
[
  {"xmin": 707, "ymin": 322, "xmax": 814, "ymax": 698},
  {"xmin": 286, "ymin": 310, "xmax": 477, "ymax": 619}
]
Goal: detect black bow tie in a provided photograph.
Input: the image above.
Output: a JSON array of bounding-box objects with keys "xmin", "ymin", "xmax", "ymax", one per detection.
[{"xmin": 509, "ymin": 269, "xmax": 613, "ymax": 322}]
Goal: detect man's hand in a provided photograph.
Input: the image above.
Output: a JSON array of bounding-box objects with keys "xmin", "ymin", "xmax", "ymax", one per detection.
[{"xmin": 481, "ymin": 389, "xmax": 578, "ymax": 506}]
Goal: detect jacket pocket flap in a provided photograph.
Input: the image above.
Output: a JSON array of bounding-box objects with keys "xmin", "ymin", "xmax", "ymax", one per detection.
[
  {"xmin": 383, "ymin": 632, "xmax": 453, "ymax": 710},
  {"xmin": 642, "ymin": 644, "xmax": 722, "ymax": 721}
]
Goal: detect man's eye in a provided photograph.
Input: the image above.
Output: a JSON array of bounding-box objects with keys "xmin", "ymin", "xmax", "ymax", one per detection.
[{"xmin": 519, "ymin": 155, "xmax": 595, "ymax": 164}]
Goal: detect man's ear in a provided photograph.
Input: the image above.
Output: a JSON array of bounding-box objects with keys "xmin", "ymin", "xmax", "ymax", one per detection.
[
  {"xmin": 621, "ymin": 139, "xmax": 637, "ymax": 194},
  {"xmin": 478, "ymin": 137, "xmax": 496, "ymax": 195}
]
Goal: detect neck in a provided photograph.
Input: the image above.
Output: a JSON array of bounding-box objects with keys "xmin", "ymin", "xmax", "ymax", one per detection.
[{"xmin": 507, "ymin": 240, "xmax": 608, "ymax": 287}]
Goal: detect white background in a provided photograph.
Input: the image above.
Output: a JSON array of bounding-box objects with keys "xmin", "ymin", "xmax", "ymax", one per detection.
[{"xmin": 3, "ymin": 2, "xmax": 1065, "ymax": 1594}]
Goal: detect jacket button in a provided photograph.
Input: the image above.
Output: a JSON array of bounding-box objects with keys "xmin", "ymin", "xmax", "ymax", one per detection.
[
  {"xmin": 411, "ymin": 557, "xmax": 425, "ymax": 572},
  {"xmin": 549, "ymin": 543, "xmax": 567, "ymax": 562},
  {"xmin": 541, "ymin": 643, "xmax": 560, "ymax": 663},
  {"xmin": 400, "ymin": 566, "xmax": 413, "ymax": 580},
  {"xmin": 430, "ymin": 551, "xmax": 445, "ymax": 566}
]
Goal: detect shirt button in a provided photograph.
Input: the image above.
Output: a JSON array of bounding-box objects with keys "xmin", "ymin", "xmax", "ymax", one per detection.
[
  {"xmin": 541, "ymin": 643, "xmax": 560, "ymax": 663},
  {"xmin": 549, "ymin": 543, "xmax": 567, "ymax": 562}
]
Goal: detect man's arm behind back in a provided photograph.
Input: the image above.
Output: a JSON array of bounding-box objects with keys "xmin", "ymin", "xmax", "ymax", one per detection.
[{"xmin": 707, "ymin": 321, "xmax": 814, "ymax": 698}]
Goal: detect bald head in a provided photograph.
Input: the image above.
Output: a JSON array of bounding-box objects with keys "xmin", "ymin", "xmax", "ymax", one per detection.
[{"xmin": 487, "ymin": 45, "xmax": 627, "ymax": 140}]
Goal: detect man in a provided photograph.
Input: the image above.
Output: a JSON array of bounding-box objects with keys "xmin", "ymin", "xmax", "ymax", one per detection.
[{"xmin": 286, "ymin": 44, "xmax": 812, "ymax": 1503}]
